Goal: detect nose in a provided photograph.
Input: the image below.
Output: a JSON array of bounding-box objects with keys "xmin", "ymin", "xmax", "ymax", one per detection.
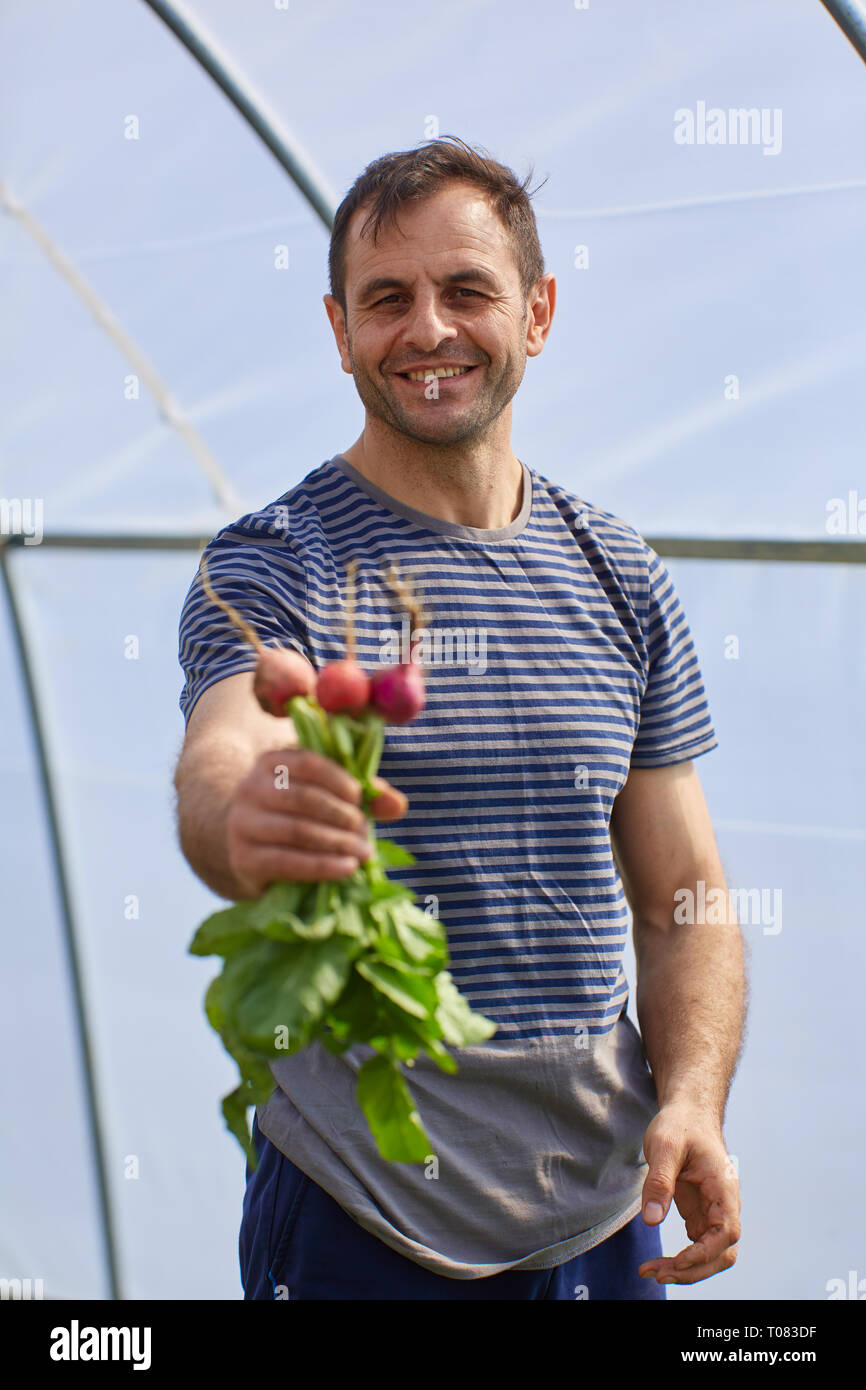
[{"xmin": 401, "ymin": 289, "xmax": 459, "ymax": 353}]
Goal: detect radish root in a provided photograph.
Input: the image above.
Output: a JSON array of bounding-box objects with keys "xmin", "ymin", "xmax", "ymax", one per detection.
[
  {"xmin": 385, "ymin": 563, "xmax": 430, "ymax": 633},
  {"xmin": 198, "ymin": 554, "xmax": 264, "ymax": 656},
  {"xmin": 345, "ymin": 558, "xmax": 358, "ymax": 661}
]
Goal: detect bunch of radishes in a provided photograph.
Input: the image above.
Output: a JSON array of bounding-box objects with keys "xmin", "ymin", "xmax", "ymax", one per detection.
[
  {"xmin": 200, "ymin": 556, "xmax": 426, "ymax": 729},
  {"xmin": 252, "ymin": 643, "xmax": 425, "ymax": 726}
]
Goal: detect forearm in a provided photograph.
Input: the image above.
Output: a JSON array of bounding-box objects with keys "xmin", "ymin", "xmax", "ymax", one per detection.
[
  {"xmin": 634, "ymin": 899, "xmax": 746, "ymax": 1125},
  {"xmin": 173, "ymin": 735, "xmax": 255, "ymax": 900}
]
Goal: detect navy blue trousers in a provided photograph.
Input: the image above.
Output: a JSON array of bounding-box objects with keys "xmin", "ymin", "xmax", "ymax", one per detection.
[{"xmin": 239, "ymin": 1114, "xmax": 666, "ymax": 1300}]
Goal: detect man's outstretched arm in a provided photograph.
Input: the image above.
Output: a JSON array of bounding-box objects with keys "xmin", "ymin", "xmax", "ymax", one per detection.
[{"xmin": 610, "ymin": 758, "xmax": 747, "ymax": 1286}]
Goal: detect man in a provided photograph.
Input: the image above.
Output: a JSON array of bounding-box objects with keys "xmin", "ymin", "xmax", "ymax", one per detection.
[{"xmin": 174, "ymin": 135, "xmax": 745, "ymax": 1300}]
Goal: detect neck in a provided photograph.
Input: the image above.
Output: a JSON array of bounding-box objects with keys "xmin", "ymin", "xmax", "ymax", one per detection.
[{"xmin": 338, "ymin": 427, "xmax": 524, "ymax": 530}]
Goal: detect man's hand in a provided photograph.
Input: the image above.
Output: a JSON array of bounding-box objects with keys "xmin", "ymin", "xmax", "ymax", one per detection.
[
  {"xmin": 638, "ymin": 1102, "xmax": 741, "ymax": 1285},
  {"xmin": 226, "ymin": 746, "xmax": 408, "ymax": 899}
]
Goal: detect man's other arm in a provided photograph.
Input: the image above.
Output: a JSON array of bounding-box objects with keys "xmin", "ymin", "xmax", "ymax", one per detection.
[{"xmin": 610, "ymin": 758, "xmax": 746, "ymax": 1285}]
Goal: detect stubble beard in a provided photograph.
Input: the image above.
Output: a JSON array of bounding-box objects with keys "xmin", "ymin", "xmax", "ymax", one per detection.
[{"xmin": 345, "ymin": 333, "xmax": 527, "ymax": 449}]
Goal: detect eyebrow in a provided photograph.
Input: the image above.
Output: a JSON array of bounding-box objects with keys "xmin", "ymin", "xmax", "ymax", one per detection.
[{"xmin": 355, "ymin": 267, "xmax": 500, "ymax": 303}]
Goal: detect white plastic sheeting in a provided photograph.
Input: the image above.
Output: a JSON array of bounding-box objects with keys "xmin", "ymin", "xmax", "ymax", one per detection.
[{"xmin": 1, "ymin": 0, "xmax": 864, "ymax": 1299}]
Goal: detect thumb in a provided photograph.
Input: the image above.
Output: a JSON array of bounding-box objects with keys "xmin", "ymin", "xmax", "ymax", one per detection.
[
  {"xmin": 367, "ymin": 776, "xmax": 408, "ymax": 821},
  {"xmin": 641, "ymin": 1136, "xmax": 681, "ymax": 1225}
]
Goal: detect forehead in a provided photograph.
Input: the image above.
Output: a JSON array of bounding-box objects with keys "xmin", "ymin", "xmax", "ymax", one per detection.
[{"xmin": 345, "ymin": 183, "xmax": 514, "ymax": 297}]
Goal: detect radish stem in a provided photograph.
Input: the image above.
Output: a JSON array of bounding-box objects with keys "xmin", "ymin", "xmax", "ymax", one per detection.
[
  {"xmin": 345, "ymin": 558, "xmax": 358, "ymax": 661},
  {"xmin": 198, "ymin": 555, "xmax": 264, "ymax": 655}
]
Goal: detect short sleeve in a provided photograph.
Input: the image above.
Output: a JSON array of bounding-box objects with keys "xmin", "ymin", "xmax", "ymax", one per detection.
[
  {"xmin": 177, "ymin": 531, "xmax": 311, "ymax": 728},
  {"xmin": 630, "ymin": 547, "xmax": 718, "ymax": 768}
]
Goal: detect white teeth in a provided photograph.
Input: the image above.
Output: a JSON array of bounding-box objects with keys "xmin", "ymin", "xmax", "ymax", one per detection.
[{"xmin": 404, "ymin": 366, "xmax": 472, "ymax": 382}]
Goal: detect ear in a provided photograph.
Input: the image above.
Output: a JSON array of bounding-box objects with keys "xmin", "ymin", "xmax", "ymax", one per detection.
[
  {"xmin": 525, "ymin": 272, "xmax": 556, "ymax": 359},
  {"xmin": 323, "ymin": 293, "xmax": 353, "ymax": 374}
]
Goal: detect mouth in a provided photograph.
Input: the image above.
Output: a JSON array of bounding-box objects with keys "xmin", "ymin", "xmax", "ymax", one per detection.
[{"xmin": 393, "ymin": 365, "xmax": 480, "ymax": 386}]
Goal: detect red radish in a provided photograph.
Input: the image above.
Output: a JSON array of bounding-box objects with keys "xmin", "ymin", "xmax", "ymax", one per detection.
[
  {"xmin": 196, "ymin": 557, "xmax": 317, "ymax": 717},
  {"xmin": 369, "ymin": 663, "xmax": 426, "ymax": 724},
  {"xmin": 316, "ymin": 659, "xmax": 371, "ymax": 714},
  {"xmin": 254, "ymin": 646, "xmax": 317, "ymax": 716}
]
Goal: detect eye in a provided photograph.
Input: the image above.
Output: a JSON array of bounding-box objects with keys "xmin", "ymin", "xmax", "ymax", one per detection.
[{"xmin": 373, "ymin": 287, "xmax": 482, "ymax": 306}]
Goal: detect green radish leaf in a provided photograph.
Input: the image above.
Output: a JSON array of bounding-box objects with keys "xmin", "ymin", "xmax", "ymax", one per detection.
[
  {"xmin": 339, "ymin": 872, "xmax": 374, "ymax": 904},
  {"xmin": 418, "ymin": 1035, "xmax": 459, "ymax": 1074},
  {"xmin": 358, "ymin": 1000, "xmax": 434, "ymax": 1065},
  {"xmin": 204, "ymin": 974, "xmax": 226, "ymax": 1031},
  {"xmin": 375, "ymin": 838, "xmax": 416, "ymax": 867},
  {"xmin": 356, "ymin": 717, "xmax": 385, "ymax": 784},
  {"xmin": 329, "ymin": 714, "xmax": 358, "ymax": 772},
  {"xmin": 188, "ymin": 902, "xmax": 260, "ymax": 959},
  {"xmin": 380, "ymin": 1032, "xmax": 420, "ymax": 1063},
  {"xmin": 356, "ymin": 1054, "xmax": 431, "ymax": 1163},
  {"xmin": 246, "ymin": 880, "xmax": 306, "ymax": 927},
  {"xmin": 335, "ymin": 900, "xmax": 370, "ymax": 942},
  {"xmin": 368, "ymin": 895, "xmax": 416, "ymax": 930},
  {"xmin": 260, "ymin": 915, "xmax": 305, "ymax": 943},
  {"xmin": 221, "ymin": 1032, "xmax": 276, "ymax": 1099},
  {"xmin": 324, "ymin": 971, "xmax": 391, "ymax": 1044},
  {"xmin": 368, "ymin": 933, "xmax": 414, "ymax": 967},
  {"xmin": 223, "ymin": 937, "xmax": 358, "ymax": 1053},
  {"xmin": 381, "ymin": 1005, "xmax": 459, "ymax": 1074},
  {"xmin": 220, "ymin": 1066, "xmax": 274, "ymax": 1172},
  {"xmin": 434, "ymin": 971, "xmax": 498, "ymax": 1046},
  {"xmin": 287, "ymin": 697, "xmax": 324, "ymax": 754},
  {"xmin": 309, "ymin": 879, "xmax": 337, "ymax": 924},
  {"xmin": 355, "ymin": 958, "xmax": 438, "ymax": 1020},
  {"xmin": 221, "ymin": 1085, "xmax": 257, "ymax": 1168},
  {"xmin": 319, "ymin": 1028, "xmax": 352, "ymax": 1056},
  {"xmin": 392, "ymin": 915, "xmax": 448, "ymax": 968},
  {"xmin": 398, "ymin": 900, "xmax": 448, "ymax": 937},
  {"xmin": 289, "ymin": 696, "xmax": 336, "ymax": 758},
  {"xmin": 369, "ymin": 941, "xmax": 436, "ymax": 977},
  {"xmin": 267, "ymin": 912, "xmax": 337, "ymax": 941},
  {"xmin": 212, "ymin": 1031, "xmax": 277, "ymax": 1171},
  {"xmin": 366, "ymin": 874, "xmax": 410, "ymax": 902}
]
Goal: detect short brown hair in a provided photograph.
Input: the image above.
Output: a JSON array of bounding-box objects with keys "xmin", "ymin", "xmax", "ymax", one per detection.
[{"xmin": 328, "ymin": 134, "xmax": 548, "ymax": 316}]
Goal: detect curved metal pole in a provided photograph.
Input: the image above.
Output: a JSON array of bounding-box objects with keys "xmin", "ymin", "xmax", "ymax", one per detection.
[
  {"xmin": 0, "ymin": 543, "xmax": 122, "ymax": 1301},
  {"xmin": 6, "ymin": 532, "xmax": 866, "ymax": 563},
  {"xmin": 140, "ymin": 0, "xmax": 338, "ymax": 228},
  {"xmin": 0, "ymin": 181, "xmax": 242, "ymax": 517},
  {"xmin": 820, "ymin": 0, "xmax": 866, "ymax": 61}
]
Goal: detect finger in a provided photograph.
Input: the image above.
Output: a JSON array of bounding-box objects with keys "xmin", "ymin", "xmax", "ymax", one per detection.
[
  {"xmin": 241, "ymin": 844, "xmax": 362, "ymax": 887},
  {"xmin": 367, "ymin": 776, "xmax": 409, "ymax": 820},
  {"xmin": 241, "ymin": 810, "xmax": 371, "ymax": 862},
  {"xmin": 651, "ymin": 1246, "xmax": 739, "ymax": 1285},
  {"xmin": 641, "ymin": 1141, "xmax": 682, "ymax": 1225},
  {"xmin": 276, "ymin": 779, "xmax": 371, "ymax": 836},
  {"xmin": 673, "ymin": 1218, "xmax": 741, "ymax": 1271},
  {"xmin": 276, "ymin": 748, "xmax": 364, "ymax": 806}
]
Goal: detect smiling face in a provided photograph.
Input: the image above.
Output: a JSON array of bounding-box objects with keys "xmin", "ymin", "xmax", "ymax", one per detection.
[{"xmin": 324, "ymin": 182, "xmax": 553, "ymax": 449}]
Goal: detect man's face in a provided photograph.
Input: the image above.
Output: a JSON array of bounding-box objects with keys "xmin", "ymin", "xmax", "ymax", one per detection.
[{"xmin": 325, "ymin": 183, "xmax": 548, "ymax": 447}]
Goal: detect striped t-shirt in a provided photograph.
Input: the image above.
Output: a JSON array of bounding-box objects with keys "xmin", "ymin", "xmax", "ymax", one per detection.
[{"xmin": 177, "ymin": 453, "xmax": 718, "ymax": 1278}]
